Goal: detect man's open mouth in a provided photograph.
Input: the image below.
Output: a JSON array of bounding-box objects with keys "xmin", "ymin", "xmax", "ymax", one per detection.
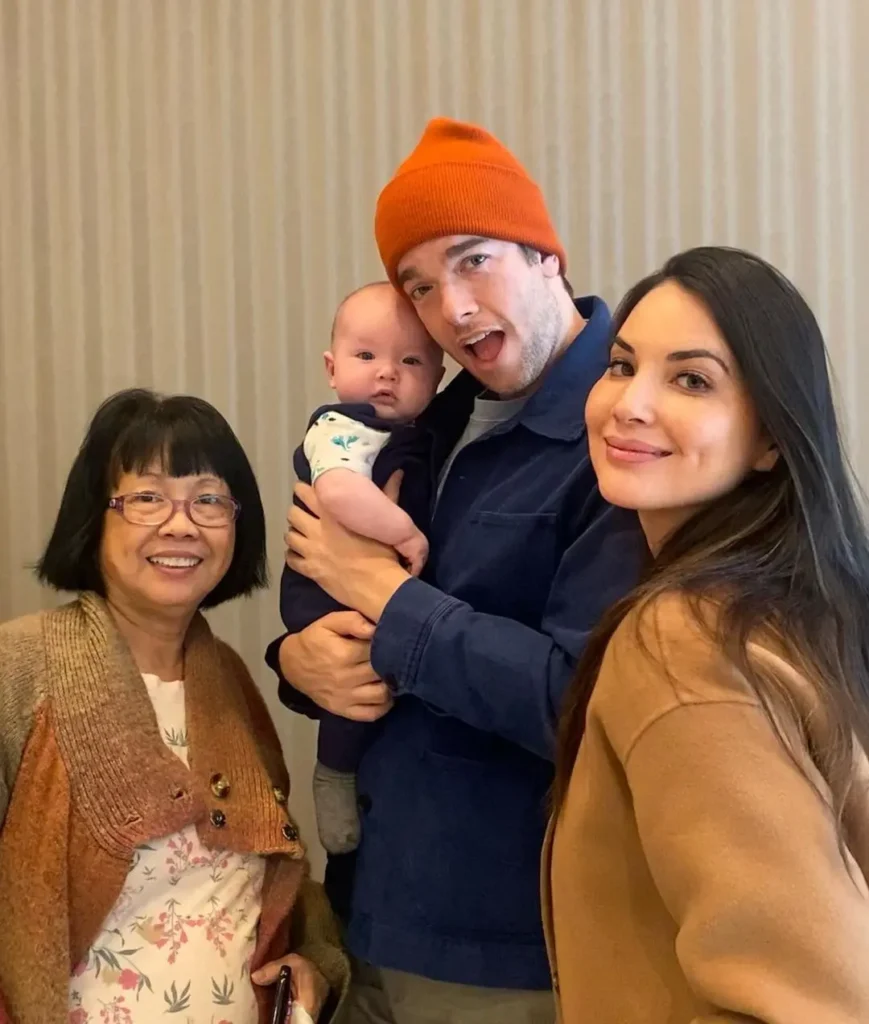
[{"xmin": 460, "ymin": 330, "xmax": 505, "ymax": 363}]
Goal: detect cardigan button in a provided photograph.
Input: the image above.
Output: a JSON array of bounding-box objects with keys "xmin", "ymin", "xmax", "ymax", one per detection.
[
  {"xmin": 272, "ymin": 786, "xmax": 287, "ymax": 805},
  {"xmin": 210, "ymin": 773, "xmax": 231, "ymax": 799},
  {"xmin": 282, "ymin": 822, "xmax": 299, "ymax": 842},
  {"xmin": 210, "ymin": 809, "xmax": 227, "ymax": 829}
]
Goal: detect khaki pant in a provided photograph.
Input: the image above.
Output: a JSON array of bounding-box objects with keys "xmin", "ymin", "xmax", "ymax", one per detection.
[{"xmin": 336, "ymin": 957, "xmax": 556, "ymax": 1024}]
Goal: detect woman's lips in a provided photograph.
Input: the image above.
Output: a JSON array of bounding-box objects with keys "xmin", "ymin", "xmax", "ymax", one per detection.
[{"xmin": 604, "ymin": 438, "xmax": 671, "ymax": 464}]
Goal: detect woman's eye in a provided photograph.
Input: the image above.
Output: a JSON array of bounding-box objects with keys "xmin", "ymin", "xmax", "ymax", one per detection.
[
  {"xmin": 607, "ymin": 358, "xmax": 633, "ymax": 377},
  {"xmin": 676, "ymin": 371, "xmax": 711, "ymax": 391},
  {"xmin": 129, "ymin": 492, "xmax": 163, "ymax": 504},
  {"xmin": 196, "ymin": 494, "xmax": 222, "ymax": 506}
]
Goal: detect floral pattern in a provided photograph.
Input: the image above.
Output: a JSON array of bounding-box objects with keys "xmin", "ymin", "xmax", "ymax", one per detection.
[
  {"xmin": 304, "ymin": 409, "xmax": 390, "ymax": 483},
  {"xmin": 68, "ymin": 674, "xmax": 266, "ymax": 1023}
]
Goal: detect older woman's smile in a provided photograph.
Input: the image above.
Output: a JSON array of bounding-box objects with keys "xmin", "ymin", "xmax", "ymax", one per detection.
[{"xmin": 146, "ymin": 551, "xmax": 205, "ymax": 573}]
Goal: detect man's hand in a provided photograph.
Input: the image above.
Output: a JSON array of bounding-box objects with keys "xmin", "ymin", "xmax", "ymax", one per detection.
[
  {"xmin": 278, "ymin": 611, "xmax": 393, "ymax": 721},
  {"xmin": 251, "ymin": 953, "xmax": 328, "ymax": 1021},
  {"xmin": 286, "ymin": 483, "xmax": 411, "ymax": 622}
]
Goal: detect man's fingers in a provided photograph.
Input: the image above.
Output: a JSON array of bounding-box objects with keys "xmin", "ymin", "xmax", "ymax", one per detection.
[
  {"xmin": 350, "ymin": 681, "xmax": 391, "ymax": 705},
  {"xmin": 284, "ymin": 530, "xmax": 305, "ymax": 556},
  {"xmin": 287, "ymin": 502, "xmax": 315, "ymax": 537},
  {"xmin": 323, "ymin": 680, "xmax": 392, "ymax": 719},
  {"xmin": 293, "ymin": 482, "xmax": 320, "ymax": 514},
  {"xmin": 321, "ymin": 610, "xmax": 376, "ymax": 641},
  {"xmin": 344, "ymin": 698, "xmax": 394, "ymax": 723}
]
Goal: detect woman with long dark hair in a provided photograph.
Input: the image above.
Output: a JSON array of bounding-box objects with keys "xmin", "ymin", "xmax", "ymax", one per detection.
[{"xmin": 545, "ymin": 247, "xmax": 869, "ymax": 1023}]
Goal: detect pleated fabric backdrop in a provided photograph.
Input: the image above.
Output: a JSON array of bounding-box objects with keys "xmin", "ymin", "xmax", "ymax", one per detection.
[{"xmin": 2, "ymin": 0, "xmax": 867, "ymax": 867}]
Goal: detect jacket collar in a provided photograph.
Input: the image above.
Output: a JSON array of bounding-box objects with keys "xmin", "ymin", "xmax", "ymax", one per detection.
[
  {"xmin": 517, "ymin": 295, "xmax": 611, "ymax": 441},
  {"xmin": 421, "ymin": 295, "xmax": 612, "ymax": 447}
]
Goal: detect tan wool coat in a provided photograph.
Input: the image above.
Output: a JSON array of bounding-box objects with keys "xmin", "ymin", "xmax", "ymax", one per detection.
[
  {"xmin": 0, "ymin": 594, "xmax": 348, "ymax": 1024},
  {"xmin": 543, "ymin": 594, "xmax": 869, "ymax": 1024}
]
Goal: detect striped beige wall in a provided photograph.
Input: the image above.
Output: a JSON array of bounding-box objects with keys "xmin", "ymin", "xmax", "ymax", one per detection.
[{"xmin": 2, "ymin": 0, "xmax": 867, "ymax": 868}]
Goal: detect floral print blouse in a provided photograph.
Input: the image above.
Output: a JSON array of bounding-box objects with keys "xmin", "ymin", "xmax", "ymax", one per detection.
[{"xmin": 68, "ymin": 674, "xmax": 266, "ymax": 1024}]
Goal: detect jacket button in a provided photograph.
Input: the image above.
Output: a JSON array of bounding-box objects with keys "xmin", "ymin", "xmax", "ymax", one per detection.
[
  {"xmin": 210, "ymin": 809, "xmax": 227, "ymax": 828},
  {"xmin": 272, "ymin": 786, "xmax": 287, "ymax": 805},
  {"xmin": 282, "ymin": 822, "xmax": 299, "ymax": 842},
  {"xmin": 210, "ymin": 773, "xmax": 231, "ymax": 799}
]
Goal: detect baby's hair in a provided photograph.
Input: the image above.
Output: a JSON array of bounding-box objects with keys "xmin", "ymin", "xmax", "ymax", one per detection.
[{"xmin": 330, "ymin": 280, "xmax": 395, "ymax": 346}]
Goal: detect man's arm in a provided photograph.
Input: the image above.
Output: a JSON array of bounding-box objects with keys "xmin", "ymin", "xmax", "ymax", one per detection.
[{"xmin": 370, "ymin": 498, "xmax": 645, "ymax": 761}]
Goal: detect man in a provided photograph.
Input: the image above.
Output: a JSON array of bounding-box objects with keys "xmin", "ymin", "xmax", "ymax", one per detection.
[{"xmin": 267, "ymin": 118, "xmax": 643, "ymax": 1022}]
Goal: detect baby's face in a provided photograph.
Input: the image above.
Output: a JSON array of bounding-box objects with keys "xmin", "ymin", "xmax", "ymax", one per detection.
[{"xmin": 326, "ymin": 293, "xmax": 444, "ymax": 421}]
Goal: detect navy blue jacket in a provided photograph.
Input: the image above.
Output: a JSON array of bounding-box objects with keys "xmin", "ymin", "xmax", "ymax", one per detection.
[{"xmin": 267, "ymin": 297, "xmax": 645, "ymax": 989}]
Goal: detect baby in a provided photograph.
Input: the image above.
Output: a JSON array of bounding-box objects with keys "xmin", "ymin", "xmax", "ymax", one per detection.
[{"xmin": 280, "ymin": 281, "xmax": 444, "ymax": 854}]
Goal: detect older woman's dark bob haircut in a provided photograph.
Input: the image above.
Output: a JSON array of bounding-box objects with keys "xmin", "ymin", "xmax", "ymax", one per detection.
[{"xmin": 36, "ymin": 388, "xmax": 268, "ymax": 608}]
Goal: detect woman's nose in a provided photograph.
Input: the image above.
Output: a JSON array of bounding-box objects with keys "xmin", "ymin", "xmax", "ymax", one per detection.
[
  {"xmin": 611, "ymin": 377, "xmax": 655, "ymax": 424},
  {"xmin": 160, "ymin": 504, "xmax": 200, "ymax": 536}
]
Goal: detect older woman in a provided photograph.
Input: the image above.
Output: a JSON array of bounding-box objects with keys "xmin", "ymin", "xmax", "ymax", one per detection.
[{"xmin": 0, "ymin": 389, "xmax": 347, "ymax": 1024}]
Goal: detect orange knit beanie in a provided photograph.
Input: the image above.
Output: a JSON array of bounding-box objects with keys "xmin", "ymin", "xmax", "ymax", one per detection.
[{"xmin": 375, "ymin": 117, "xmax": 566, "ymax": 288}]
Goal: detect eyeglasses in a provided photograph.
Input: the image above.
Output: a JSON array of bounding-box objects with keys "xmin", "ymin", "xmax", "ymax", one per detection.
[{"xmin": 107, "ymin": 492, "xmax": 240, "ymax": 528}]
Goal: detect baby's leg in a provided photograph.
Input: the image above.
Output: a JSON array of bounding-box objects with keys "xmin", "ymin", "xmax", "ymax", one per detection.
[{"xmin": 314, "ymin": 714, "xmax": 372, "ymax": 854}]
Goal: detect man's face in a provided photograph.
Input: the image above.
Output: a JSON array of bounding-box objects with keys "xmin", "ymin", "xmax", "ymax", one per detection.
[{"xmin": 396, "ymin": 236, "xmax": 566, "ymax": 397}]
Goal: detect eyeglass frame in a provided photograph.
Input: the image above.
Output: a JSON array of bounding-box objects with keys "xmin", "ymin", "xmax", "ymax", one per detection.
[{"xmin": 107, "ymin": 493, "xmax": 241, "ymax": 528}]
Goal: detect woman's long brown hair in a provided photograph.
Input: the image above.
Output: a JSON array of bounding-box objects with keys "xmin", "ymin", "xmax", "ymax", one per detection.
[{"xmin": 553, "ymin": 247, "xmax": 869, "ymax": 844}]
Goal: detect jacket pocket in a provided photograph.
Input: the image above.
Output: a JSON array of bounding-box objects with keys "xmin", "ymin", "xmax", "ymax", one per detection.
[
  {"xmin": 407, "ymin": 748, "xmax": 551, "ymax": 940},
  {"xmin": 443, "ymin": 511, "xmax": 559, "ymax": 626}
]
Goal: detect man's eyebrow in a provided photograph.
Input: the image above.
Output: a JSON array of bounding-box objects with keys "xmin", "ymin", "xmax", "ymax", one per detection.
[
  {"xmin": 397, "ymin": 238, "xmax": 491, "ymax": 288},
  {"xmin": 445, "ymin": 237, "xmax": 488, "ymax": 259},
  {"xmin": 397, "ymin": 266, "xmax": 419, "ymax": 288}
]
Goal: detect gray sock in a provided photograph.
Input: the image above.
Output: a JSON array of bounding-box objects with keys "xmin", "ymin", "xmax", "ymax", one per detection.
[{"xmin": 313, "ymin": 761, "xmax": 362, "ymax": 854}]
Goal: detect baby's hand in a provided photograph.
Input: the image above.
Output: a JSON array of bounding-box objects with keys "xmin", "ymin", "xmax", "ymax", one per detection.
[{"xmin": 395, "ymin": 529, "xmax": 429, "ymax": 577}]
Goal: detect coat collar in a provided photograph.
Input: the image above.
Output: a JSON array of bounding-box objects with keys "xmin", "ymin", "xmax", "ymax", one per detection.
[{"xmin": 421, "ymin": 295, "xmax": 612, "ymax": 452}]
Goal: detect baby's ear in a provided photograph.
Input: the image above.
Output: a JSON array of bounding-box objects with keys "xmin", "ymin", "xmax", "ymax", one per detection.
[{"xmin": 323, "ymin": 351, "xmax": 336, "ymax": 386}]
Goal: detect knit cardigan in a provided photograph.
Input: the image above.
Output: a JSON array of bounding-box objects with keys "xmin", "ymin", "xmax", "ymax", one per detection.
[{"xmin": 0, "ymin": 594, "xmax": 348, "ymax": 1024}]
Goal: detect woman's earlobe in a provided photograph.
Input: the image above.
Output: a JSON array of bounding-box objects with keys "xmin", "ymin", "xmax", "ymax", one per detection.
[{"xmin": 754, "ymin": 444, "xmax": 780, "ymax": 473}]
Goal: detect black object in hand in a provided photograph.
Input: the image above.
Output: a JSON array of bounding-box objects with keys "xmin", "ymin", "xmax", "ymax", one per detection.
[{"xmin": 269, "ymin": 964, "xmax": 293, "ymax": 1024}]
